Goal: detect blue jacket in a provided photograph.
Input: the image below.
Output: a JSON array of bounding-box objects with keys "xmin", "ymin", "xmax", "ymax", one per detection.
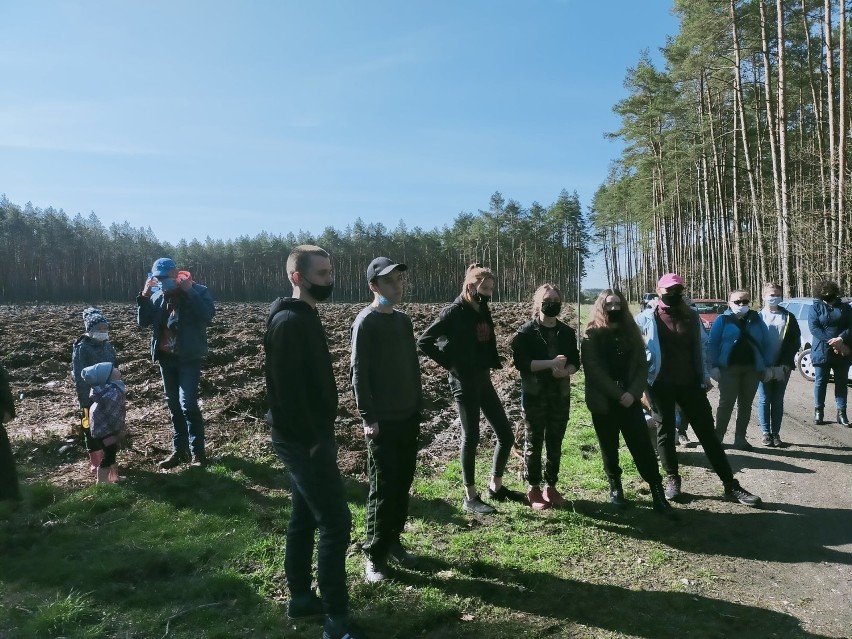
[
  {"xmin": 636, "ymin": 306, "xmax": 710, "ymax": 387},
  {"xmin": 71, "ymin": 336, "xmax": 118, "ymax": 407},
  {"xmin": 137, "ymin": 283, "xmax": 215, "ymax": 362},
  {"xmin": 708, "ymin": 310, "xmax": 772, "ymax": 371},
  {"xmin": 808, "ymin": 298, "xmax": 852, "ymax": 366}
]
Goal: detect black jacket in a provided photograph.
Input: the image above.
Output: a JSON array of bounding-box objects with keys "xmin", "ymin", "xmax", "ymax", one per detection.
[
  {"xmin": 264, "ymin": 297, "xmax": 338, "ymax": 444},
  {"xmin": 0, "ymin": 364, "xmax": 14, "ymax": 423},
  {"xmin": 510, "ymin": 318, "xmax": 580, "ymax": 396},
  {"xmin": 417, "ymin": 295, "xmax": 501, "ymax": 377}
]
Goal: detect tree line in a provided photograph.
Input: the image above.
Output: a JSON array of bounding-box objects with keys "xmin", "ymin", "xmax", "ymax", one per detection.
[
  {"xmin": 593, "ymin": 0, "xmax": 852, "ymax": 301},
  {"xmin": 0, "ymin": 191, "xmax": 590, "ymax": 304}
]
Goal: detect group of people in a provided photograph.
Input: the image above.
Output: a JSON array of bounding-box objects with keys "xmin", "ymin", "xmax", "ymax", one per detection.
[{"xmin": 1, "ymin": 244, "xmax": 849, "ymax": 639}]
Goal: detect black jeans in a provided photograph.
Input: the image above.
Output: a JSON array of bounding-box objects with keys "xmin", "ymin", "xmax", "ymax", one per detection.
[
  {"xmin": 449, "ymin": 370, "xmax": 515, "ymax": 486},
  {"xmin": 650, "ymin": 382, "xmax": 734, "ymax": 484},
  {"xmin": 591, "ymin": 404, "xmax": 662, "ymax": 486},
  {"xmin": 270, "ymin": 431, "xmax": 351, "ymax": 617},
  {"xmin": 100, "ymin": 443, "xmax": 118, "ymax": 468},
  {"xmin": 81, "ymin": 409, "xmax": 103, "ymax": 453},
  {"xmin": 0, "ymin": 423, "xmax": 20, "ymax": 501},
  {"xmin": 362, "ymin": 412, "xmax": 420, "ymax": 560},
  {"xmin": 521, "ymin": 384, "xmax": 570, "ymax": 487}
]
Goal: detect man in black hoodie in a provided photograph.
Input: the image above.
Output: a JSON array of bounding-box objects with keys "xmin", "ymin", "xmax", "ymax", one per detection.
[{"xmin": 264, "ymin": 244, "xmax": 368, "ymax": 639}]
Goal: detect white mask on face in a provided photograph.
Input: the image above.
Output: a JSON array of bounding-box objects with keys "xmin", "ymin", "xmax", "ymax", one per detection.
[
  {"xmin": 89, "ymin": 332, "xmax": 109, "ymax": 342},
  {"xmin": 731, "ymin": 304, "xmax": 749, "ymax": 317},
  {"xmin": 765, "ymin": 295, "xmax": 782, "ymax": 307}
]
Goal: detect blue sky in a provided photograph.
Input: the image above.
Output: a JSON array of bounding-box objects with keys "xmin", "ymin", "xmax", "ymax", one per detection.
[{"xmin": 0, "ymin": 1, "xmax": 678, "ymax": 286}]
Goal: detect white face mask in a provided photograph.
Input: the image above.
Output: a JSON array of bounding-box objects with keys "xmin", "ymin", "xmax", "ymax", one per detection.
[
  {"xmin": 731, "ymin": 304, "xmax": 749, "ymax": 316},
  {"xmin": 765, "ymin": 295, "xmax": 782, "ymax": 307},
  {"xmin": 89, "ymin": 332, "xmax": 109, "ymax": 342}
]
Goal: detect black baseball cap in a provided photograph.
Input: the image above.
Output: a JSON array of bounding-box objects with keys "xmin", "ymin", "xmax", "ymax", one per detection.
[{"xmin": 366, "ymin": 257, "xmax": 407, "ymax": 282}]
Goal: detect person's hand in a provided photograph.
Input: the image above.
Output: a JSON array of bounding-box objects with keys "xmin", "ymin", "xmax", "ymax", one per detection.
[
  {"xmin": 565, "ymin": 364, "xmax": 578, "ymax": 375},
  {"xmin": 552, "ymin": 355, "xmax": 567, "ymax": 368},
  {"xmin": 363, "ymin": 423, "xmax": 379, "ymax": 439},
  {"xmin": 781, "ymin": 365, "xmax": 791, "ymax": 376},
  {"xmin": 619, "ymin": 392, "xmax": 635, "ymax": 407},
  {"xmin": 177, "ymin": 272, "xmax": 193, "ymax": 292},
  {"xmin": 704, "ymin": 376, "xmax": 714, "ymax": 390},
  {"xmin": 141, "ymin": 276, "xmax": 158, "ymax": 297},
  {"xmin": 828, "ymin": 337, "xmax": 843, "ymax": 347},
  {"xmin": 710, "ymin": 367, "xmax": 721, "ymax": 381}
]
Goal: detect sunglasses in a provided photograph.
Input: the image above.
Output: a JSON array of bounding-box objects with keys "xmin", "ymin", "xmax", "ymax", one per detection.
[{"xmin": 731, "ymin": 299, "xmax": 750, "ymax": 305}]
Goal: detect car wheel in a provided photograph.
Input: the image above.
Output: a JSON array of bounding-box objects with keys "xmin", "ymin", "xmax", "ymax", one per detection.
[{"xmin": 798, "ymin": 348, "xmax": 816, "ymax": 382}]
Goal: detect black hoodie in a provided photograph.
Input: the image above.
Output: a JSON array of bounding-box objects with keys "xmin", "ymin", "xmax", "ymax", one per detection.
[{"xmin": 264, "ymin": 297, "xmax": 338, "ymax": 444}]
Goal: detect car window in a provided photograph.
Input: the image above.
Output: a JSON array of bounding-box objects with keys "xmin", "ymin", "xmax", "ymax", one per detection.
[
  {"xmin": 784, "ymin": 302, "xmax": 801, "ymax": 318},
  {"xmin": 796, "ymin": 303, "xmax": 811, "ymax": 320}
]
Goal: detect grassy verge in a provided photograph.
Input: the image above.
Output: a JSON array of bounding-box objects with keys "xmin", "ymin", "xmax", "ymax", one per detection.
[{"xmin": 0, "ymin": 376, "xmax": 817, "ymax": 639}]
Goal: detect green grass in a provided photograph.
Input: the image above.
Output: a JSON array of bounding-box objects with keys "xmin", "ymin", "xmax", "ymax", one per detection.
[{"xmin": 0, "ymin": 376, "xmax": 820, "ymax": 638}]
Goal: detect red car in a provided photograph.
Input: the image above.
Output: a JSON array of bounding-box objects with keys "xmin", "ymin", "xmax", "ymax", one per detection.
[{"xmin": 693, "ymin": 299, "xmax": 728, "ymax": 332}]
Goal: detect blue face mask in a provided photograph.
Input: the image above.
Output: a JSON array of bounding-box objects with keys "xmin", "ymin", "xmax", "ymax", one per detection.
[
  {"xmin": 766, "ymin": 295, "xmax": 782, "ymax": 306},
  {"xmin": 378, "ymin": 295, "xmax": 392, "ymax": 307}
]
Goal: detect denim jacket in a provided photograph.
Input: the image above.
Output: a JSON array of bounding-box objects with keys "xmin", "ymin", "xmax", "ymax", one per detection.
[
  {"xmin": 708, "ymin": 309, "xmax": 772, "ymax": 372},
  {"xmin": 808, "ymin": 298, "xmax": 852, "ymax": 366},
  {"xmin": 635, "ymin": 305, "xmax": 710, "ymax": 387},
  {"xmin": 137, "ymin": 283, "xmax": 215, "ymax": 362}
]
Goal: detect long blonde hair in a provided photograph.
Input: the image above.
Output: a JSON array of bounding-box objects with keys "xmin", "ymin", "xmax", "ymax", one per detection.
[
  {"xmin": 585, "ymin": 289, "xmax": 643, "ymax": 345},
  {"xmin": 532, "ymin": 283, "xmax": 562, "ymax": 318},
  {"xmin": 461, "ymin": 263, "xmax": 495, "ymax": 302}
]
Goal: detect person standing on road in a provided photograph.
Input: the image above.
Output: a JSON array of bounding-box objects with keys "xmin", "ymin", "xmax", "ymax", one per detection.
[
  {"xmin": 138, "ymin": 258, "xmax": 215, "ymax": 469},
  {"xmin": 265, "ymin": 245, "xmax": 369, "ymax": 639},
  {"xmin": 757, "ymin": 283, "xmax": 801, "ymax": 446},
  {"xmin": 509, "ymin": 283, "xmax": 579, "ymax": 510},
  {"xmin": 71, "ymin": 307, "xmax": 118, "ymax": 474},
  {"xmin": 808, "ymin": 280, "xmax": 852, "ymax": 427},
  {"xmin": 708, "ymin": 289, "xmax": 772, "ymax": 450},
  {"xmin": 351, "ymin": 257, "xmax": 422, "ymax": 583},
  {"xmin": 418, "ymin": 263, "xmax": 524, "ymax": 514},
  {"xmin": 583, "ymin": 289, "xmax": 675, "ymax": 516},
  {"xmin": 636, "ymin": 273, "xmax": 761, "ymax": 507}
]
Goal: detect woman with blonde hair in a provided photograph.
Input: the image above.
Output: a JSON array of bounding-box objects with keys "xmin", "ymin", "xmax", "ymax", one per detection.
[
  {"xmin": 419, "ymin": 264, "xmax": 523, "ymax": 514},
  {"xmin": 510, "ymin": 284, "xmax": 580, "ymax": 510},
  {"xmin": 581, "ymin": 289, "xmax": 674, "ymax": 515}
]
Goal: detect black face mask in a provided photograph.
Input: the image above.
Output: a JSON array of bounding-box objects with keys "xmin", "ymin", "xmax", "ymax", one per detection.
[
  {"xmin": 474, "ymin": 292, "xmax": 491, "ymax": 304},
  {"xmin": 822, "ymin": 295, "xmax": 837, "ymax": 304},
  {"xmin": 541, "ymin": 301, "xmax": 562, "ymax": 317},
  {"xmin": 606, "ymin": 310, "xmax": 621, "ymax": 324},
  {"xmin": 306, "ymin": 280, "xmax": 334, "ymax": 302},
  {"xmin": 661, "ymin": 292, "xmax": 683, "ymax": 306}
]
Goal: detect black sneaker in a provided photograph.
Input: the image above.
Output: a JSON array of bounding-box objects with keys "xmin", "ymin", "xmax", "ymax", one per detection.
[
  {"xmin": 732, "ymin": 439, "xmax": 754, "ymax": 451},
  {"xmin": 772, "ymin": 435, "xmax": 784, "ymax": 448},
  {"xmin": 761, "ymin": 433, "xmax": 773, "ymax": 447},
  {"xmin": 677, "ymin": 431, "xmax": 690, "ymax": 447},
  {"xmin": 190, "ymin": 452, "xmax": 207, "ymax": 468},
  {"xmin": 364, "ymin": 556, "xmax": 389, "ymax": 584},
  {"xmin": 387, "ymin": 541, "xmax": 418, "ymax": 568},
  {"xmin": 724, "ymin": 482, "xmax": 762, "ymax": 507},
  {"xmin": 158, "ymin": 451, "xmax": 190, "ymax": 470},
  {"xmin": 287, "ymin": 591, "xmax": 323, "ymax": 621},
  {"xmin": 323, "ymin": 615, "xmax": 370, "ymax": 639},
  {"xmin": 487, "ymin": 485, "xmax": 526, "ymax": 503},
  {"xmin": 462, "ymin": 495, "xmax": 496, "ymax": 514},
  {"xmin": 664, "ymin": 474, "xmax": 682, "ymax": 501}
]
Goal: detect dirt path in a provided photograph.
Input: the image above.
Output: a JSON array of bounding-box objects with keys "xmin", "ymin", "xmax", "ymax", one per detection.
[{"xmin": 673, "ymin": 374, "xmax": 852, "ymax": 637}]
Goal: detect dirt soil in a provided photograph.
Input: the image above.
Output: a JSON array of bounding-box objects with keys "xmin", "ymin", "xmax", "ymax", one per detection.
[{"xmin": 1, "ymin": 302, "xmax": 850, "ymax": 638}]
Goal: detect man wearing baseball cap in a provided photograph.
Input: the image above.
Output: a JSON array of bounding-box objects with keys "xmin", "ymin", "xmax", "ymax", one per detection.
[
  {"xmin": 351, "ymin": 257, "xmax": 423, "ymax": 583},
  {"xmin": 636, "ymin": 273, "xmax": 761, "ymax": 506}
]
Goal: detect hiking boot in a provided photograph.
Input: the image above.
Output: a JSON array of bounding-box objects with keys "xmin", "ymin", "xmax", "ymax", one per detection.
[
  {"xmin": 664, "ymin": 474, "xmax": 682, "ymax": 501},
  {"xmin": 761, "ymin": 433, "xmax": 774, "ymax": 447},
  {"xmin": 732, "ymin": 439, "xmax": 754, "ymax": 451},
  {"xmin": 462, "ymin": 495, "xmax": 496, "ymax": 514},
  {"xmin": 487, "ymin": 485, "xmax": 526, "ymax": 503},
  {"xmin": 724, "ymin": 481, "xmax": 762, "ymax": 507},
  {"xmin": 772, "ymin": 435, "xmax": 784, "ymax": 447},
  {"xmin": 286, "ymin": 591, "xmax": 323, "ymax": 621},
  {"xmin": 608, "ymin": 480, "xmax": 628, "ymax": 509},
  {"xmin": 814, "ymin": 408, "xmax": 824, "ymax": 425},
  {"xmin": 158, "ymin": 451, "xmax": 189, "ymax": 470},
  {"xmin": 542, "ymin": 485, "xmax": 567, "ymax": 508},
  {"xmin": 190, "ymin": 452, "xmax": 207, "ymax": 468},
  {"xmin": 108, "ymin": 464, "xmax": 125, "ymax": 483},
  {"xmin": 649, "ymin": 483, "xmax": 677, "ymax": 519},
  {"xmin": 364, "ymin": 556, "xmax": 389, "ymax": 583},
  {"xmin": 527, "ymin": 486, "xmax": 549, "ymax": 510},
  {"xmin": 323, "ymin": 616, "xmax": 370, "ymax": 639},
  {"xmin": 837, "ymin": 410, "xmax": 850, "ymax": 427},
  {"xmin": 388, "ymin": 541, "xmax": 418, "ymax": 568}
]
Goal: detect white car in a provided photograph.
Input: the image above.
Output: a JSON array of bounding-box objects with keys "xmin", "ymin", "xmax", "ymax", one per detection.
[{"xmin": 778, "ymin": 297, "xmax": 852, "ymax": 382}]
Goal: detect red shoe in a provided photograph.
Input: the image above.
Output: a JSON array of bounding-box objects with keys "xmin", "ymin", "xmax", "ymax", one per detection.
[
  {"xmin": 543, "ymin": 485, "xmax": 567, "ymax": 508},
  {"xmin": 88, "ymin": 450, "xmax": 104, "ymax": 474},
  {"xmin": 527, "ymin": 486, "xmax": 549, "ymax": 510}
]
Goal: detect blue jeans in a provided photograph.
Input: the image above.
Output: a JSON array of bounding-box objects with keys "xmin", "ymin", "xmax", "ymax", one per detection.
[
  {"xmin": 271, "ymin": 431, "xmax": 351, "ymax": 617},
  {"xmin": 814, "ymin": 362, "xmax": 850, "ymax": 410},
  {"xmin": 757, "ymin": 372, "xmax": 790, "ymax": 435},
  {"xmin": 159, "ymin": 358, "xmax": 204, "ymax": 455}
]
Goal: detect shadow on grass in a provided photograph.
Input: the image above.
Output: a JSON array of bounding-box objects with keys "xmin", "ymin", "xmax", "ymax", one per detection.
[{"xmin": 397, "ymin": 558, "xmax": 833, "ymax": 639}]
